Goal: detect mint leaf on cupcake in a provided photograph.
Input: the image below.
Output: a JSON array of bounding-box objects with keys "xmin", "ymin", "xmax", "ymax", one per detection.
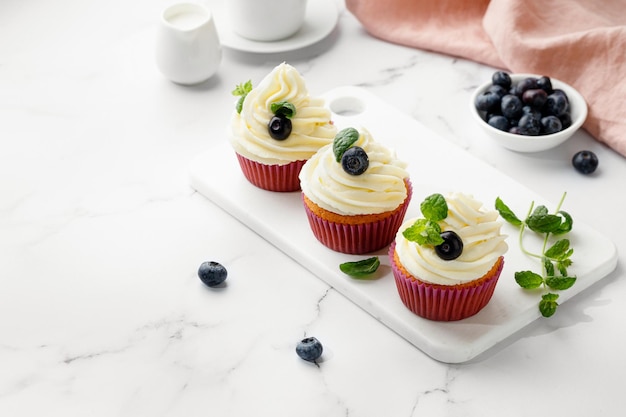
[
  {"xmin": 332, "ymin": 127, "xmax": 360, "ymax": 162},
  {"xmin": 232, "ymin": 80, "xmax": 253, "ymax": 114},
  {"xmin": 402, "ymin": 193, "xmax": 449, "ymax": 246},
  {"xmin": 402, "ymin": 219, "xmax": 443, "ymax": 246},
  {"xmin": 420, "ymin": 193, "xmax": 448, "ymax": 222},
  {"xmin": 270, "ymin": 101, "xmax": 296, "ymax": 118}
]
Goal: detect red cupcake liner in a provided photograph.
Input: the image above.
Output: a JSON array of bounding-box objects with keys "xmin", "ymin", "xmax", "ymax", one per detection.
[
  {"xmin": 389, "ymin": 242, "xmax": 504, "ymax": 321},
  {"xmin": 302, "ymin": 180, "xmax": 412, "ymax": 254},
  {"xmin": 235, "ymin": 153, "xmax": 306, "ymax": 192}
]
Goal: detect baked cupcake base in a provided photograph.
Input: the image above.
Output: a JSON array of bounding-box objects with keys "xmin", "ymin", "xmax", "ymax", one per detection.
[
  {"xmin": 236, "ymin": 153, "xmax": 305, "ymax": 192},
  {"xmin": 302, "ymin": 179, "xmax": 412, "ymax": 254},
  {"xmin": 389, "ymin": 241, "xmax": 504, "ymax": 321}
]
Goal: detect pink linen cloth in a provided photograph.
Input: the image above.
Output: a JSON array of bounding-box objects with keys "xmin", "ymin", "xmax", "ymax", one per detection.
[{"xmin": 346, "ymin": 0, "xmax": 626, "ymax": 157}]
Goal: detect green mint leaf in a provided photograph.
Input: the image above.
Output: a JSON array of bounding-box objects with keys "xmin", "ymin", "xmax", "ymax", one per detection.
[
  {"xmin": 542, "ymin": 257, "xmax": 555, "ymax": 277},
  {"xmin": 495, "ymin": 197, "xmax": 523, "ymax": 227},
  {"xmin": 339, "ymin": 257, "xmax": 380, "ymax": 277},
  {"xmin": 420, "ymin": 193, "xmax": 448, "ymax": 222},
  {"xmin": 232, "ymin": 80, "xmax": 253, "ymax": 114},
  {"xmin": 402, "ymin": 219, "xmax": 443, "ymax": 246},
  {"xmin": 544, "ymin": 239, "xmax": 570, "ymax": 260},
  {"xmin": 553, "ymin": 210, "xmax": 573, "ymax": 235},
  {"xmin": 236, "ymin": 97, "xmax": 245, "ymax": 114},
  {"xmin": 333, "ymin": 127, "xmax": 360, "ymax": 162},
  {"xmin": 232, "ymin": 80, "xmax": 252, "ymax": 96},
  {"xmin": 526, "ymin": 212, "xmax": 562, "ymax": 234},
  {"xmin": 557, "ymin": 258, "xmax": 573, "ymax": 274},
  {"xmin": 514, "ymin": 270, "xmax": 544, "ymax": 289},
  {"xmin": 530, "ymin": 205, "xmax": 548, "ymax": 218},
  {"xmin": 539, "ymin": 293, "xmax": 559, "ymax": 317},
  {"xmin": 270, "ymin": 101, "xmax": 296, "ymax": 118},
  {"xmin": 545, "ymin": 276, "xmax": 577, "ymax": 290},
  {"xmin": 423, "ymin": 222, "xmax": 444, "ymax": 245}
]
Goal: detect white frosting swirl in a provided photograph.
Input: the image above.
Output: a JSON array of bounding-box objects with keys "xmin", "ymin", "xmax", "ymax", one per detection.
[
  {"xmin": 395, "ymin": 192, "xmax": 508, "ymax": 285},
  {"xmin": 229, "ymin": 63, "xmax": 336, "ymax": 166},
  {"xmin": 299, "ymin": 128, "xmax": 409, "ymax": 215}
]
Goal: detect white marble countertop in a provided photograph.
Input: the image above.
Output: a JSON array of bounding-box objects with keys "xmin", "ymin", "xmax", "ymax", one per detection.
[{"xmin": 1, "ymin": 0, "xmax": 624, "ymax": 415}]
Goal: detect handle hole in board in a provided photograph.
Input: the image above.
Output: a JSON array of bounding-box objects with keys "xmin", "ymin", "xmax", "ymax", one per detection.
[{"xmin": 329, "ymin": 96, "xmax": 366, "ymax": 116}]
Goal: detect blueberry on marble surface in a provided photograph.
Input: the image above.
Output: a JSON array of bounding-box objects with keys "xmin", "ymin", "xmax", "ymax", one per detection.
[
  {"xmin": 198, "ymin": 261, "xmax": 228, "ymax": 287},
  {"xmin": 296, "ymin": 337, "xmax": 323, "ymax": 362},
  {"xmin": 572, "ymin": 150, "xmax": 599, "ymax": 174}
]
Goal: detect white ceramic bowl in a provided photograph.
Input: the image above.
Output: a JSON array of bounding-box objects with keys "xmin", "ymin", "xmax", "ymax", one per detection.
[{"xmin": 470, "ymin": 73, "xmax": 587, "ymax": 152}]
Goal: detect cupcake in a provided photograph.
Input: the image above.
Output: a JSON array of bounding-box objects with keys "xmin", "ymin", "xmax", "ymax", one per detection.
[
  {"xmin": 389, "ymin": 192, "xmax": 508, "ymax": 321},
  {"xmin": 299, "ymin": 126, "xmax": 412, "ymax": 254},
  {"xmin": 229, "ymin": 62, "xmax": 337, "ymax": 192}
]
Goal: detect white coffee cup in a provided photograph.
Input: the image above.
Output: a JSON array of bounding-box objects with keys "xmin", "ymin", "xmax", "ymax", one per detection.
[
  {"xmin": 155, "ymin": 3, "xmax": 222, "ymax": 85},
  {"xmin": 227, "ymin": 0, "xmax": 308, "ymax": 42}
]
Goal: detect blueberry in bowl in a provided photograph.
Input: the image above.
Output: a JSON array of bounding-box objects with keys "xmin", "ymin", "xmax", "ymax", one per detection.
[{"xmin": 470, "ymin": 72, "xmax": 588, "ymax": 153}]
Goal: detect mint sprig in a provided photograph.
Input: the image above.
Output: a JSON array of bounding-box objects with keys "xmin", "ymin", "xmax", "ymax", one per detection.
[
  {"xmin": 402, "ymin": 193, "xmax": 448, "ymax": 246},
  {"xmin": 332, "ymin": 127, "xmax": 360, "ymax": 162},
  {"xmin": 270, "ymin": 101, "xmax": 296, "ymax": 118},
  {"xmin": 339, "ymin": 257, "xmax": 380, "ymax": 277},
  {"xmin": 420, "ymin": 193, "xmax": 447, "ymax": 222},
  {"xmin": 495, "ymin": 193, "xmax": 576, "ymax": 317},
  {"xmin": 232, "ymin": 80, "xmax": 253, "ymax": 114}
]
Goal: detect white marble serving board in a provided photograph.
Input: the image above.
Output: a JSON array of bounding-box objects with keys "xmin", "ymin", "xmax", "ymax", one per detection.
[{"xmin": 189, "ymin": 86, "xmax": 618, "ymax": 363}]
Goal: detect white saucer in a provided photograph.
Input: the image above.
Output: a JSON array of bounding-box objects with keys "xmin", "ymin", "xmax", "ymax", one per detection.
[{"xmin": 209, "ymin": 0, "xmax": 339, "ymax": 53}]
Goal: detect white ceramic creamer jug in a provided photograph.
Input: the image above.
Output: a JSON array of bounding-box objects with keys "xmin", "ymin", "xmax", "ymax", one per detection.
[{"xmin": 156, "ymin": 3, "xmax": 222, "ymax": 85}]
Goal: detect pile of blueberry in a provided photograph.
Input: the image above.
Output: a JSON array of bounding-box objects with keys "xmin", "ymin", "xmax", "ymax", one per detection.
[{"xmin": 475, "ymin": 71, "xmax": 572, "ymax": 136}]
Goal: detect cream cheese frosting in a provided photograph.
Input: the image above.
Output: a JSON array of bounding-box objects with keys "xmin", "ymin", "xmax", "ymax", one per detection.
[
  {"xmin": 229, "ymin": 62, "xmax": 336, "ymax": 166},
  {"xmin": 299, "ymin": 127, "xmax": 409, "ymax": 215},
  {"xmin": 395, "ymin": 192, "xmax": 508, "ymax": 285}
]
